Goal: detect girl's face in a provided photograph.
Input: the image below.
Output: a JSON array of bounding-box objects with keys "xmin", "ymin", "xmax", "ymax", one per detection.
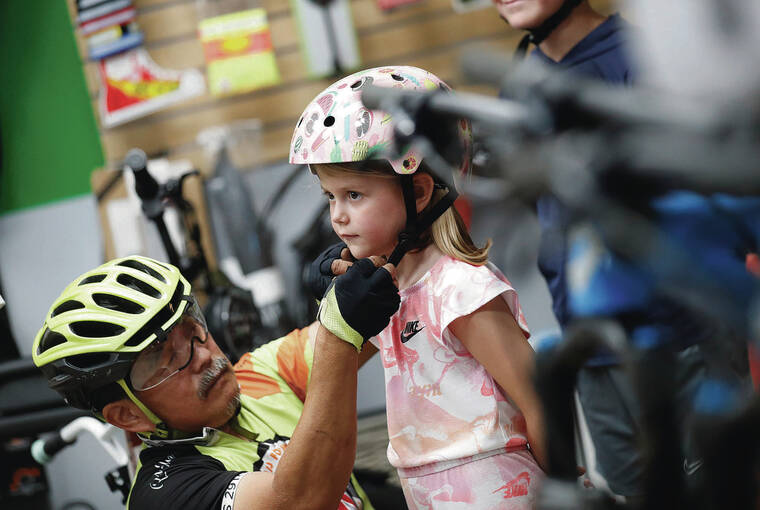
[
  {"xmin": 317, "ymin": 167, "xmax": 406, "ymax": 260},
  {"xmin": 492, "ymin": 0, "xmax": 565, "ymax": 30}
]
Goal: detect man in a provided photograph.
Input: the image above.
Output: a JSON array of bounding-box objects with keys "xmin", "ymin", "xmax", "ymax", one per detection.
[{"xmin": 33, "ymin": 254, "xmax": 399, "ymax": 509}]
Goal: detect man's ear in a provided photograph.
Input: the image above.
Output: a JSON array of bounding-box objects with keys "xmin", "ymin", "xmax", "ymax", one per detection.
[
  {"xmin": 102, "ymin": 399, "xmax": 155, "ymax": 433},
  {"xmin": 412, "ymin": 172, "xmax": 435, "ymax": 214}
]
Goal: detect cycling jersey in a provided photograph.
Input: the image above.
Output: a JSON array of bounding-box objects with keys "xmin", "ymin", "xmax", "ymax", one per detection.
[{"xmin": 127, "ymin": 325, "xmax": 372, "ymax": 510}]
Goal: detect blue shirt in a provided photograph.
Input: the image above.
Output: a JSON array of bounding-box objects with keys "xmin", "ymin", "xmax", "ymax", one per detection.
[
  {"xmin": 530, "ymin": 14, "xmax": 636, "ymax": 331},
  {"xmin": 530, "ymin": 14, "xmax": 634, "ymax": 85}
]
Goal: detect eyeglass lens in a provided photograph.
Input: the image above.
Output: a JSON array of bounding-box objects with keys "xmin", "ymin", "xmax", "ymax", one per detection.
[{"xmin": 130, "ymin": 309, "xmax": 208, "ymax": 391}]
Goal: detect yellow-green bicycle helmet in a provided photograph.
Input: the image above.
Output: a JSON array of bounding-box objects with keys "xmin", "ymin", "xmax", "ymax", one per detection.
[{"xmin": 33, "ymin": 255, "xmax": 192, "ymax": 413}]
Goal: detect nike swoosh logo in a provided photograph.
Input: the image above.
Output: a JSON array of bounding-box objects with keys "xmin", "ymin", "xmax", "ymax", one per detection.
[
  {"xmin": 400, "ymin": 325, "xmax": 425, "ymax": 343},
  {"xmin": 683, "ymin": 458, "xmax": 703, "ymax": 475}
]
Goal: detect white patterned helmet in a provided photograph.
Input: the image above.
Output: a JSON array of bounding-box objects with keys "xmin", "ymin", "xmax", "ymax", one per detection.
[{"xmin": 289, "ymin": 66, "xmax": 472, "ymax": 177}]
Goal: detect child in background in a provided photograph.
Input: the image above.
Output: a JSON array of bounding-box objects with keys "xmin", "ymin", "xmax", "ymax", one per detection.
[{"xmin": 290, "ymin": 66, "xmax": 546, "ymax": 509}]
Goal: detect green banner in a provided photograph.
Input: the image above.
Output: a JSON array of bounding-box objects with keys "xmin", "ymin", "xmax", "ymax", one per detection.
[{"xmin": 0, "ymin": 0, "xmax": 104, "ymax": 214}]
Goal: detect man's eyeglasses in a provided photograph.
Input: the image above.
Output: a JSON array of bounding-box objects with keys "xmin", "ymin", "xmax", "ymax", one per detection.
[{"xmin": 129, "ymin": 297, "xmax": 209, "ymax": 391}]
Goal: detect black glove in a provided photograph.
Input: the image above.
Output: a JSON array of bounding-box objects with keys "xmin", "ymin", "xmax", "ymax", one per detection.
[
  {"xmin": 307, "ymin": 242, "xmax": 352, "ymax": 301},
  {"xmin": 317, "ymin": 258, "xmax": 399, "ymax": 350}
]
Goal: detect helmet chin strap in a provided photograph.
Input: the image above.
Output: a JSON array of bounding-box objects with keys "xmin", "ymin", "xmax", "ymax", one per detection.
[
  {"xmin": 387, "ymin": 174, "xmax": 458, "ymax": 267},
  {"xmin": 116, "ymin": 379, "xmax": 171, "ymax": 440},
  {"xmin": 513, "ymin": 0, "xmax": 584, "ymax": 59}
]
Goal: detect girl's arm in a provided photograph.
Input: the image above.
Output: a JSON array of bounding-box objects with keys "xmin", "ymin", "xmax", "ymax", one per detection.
[{"xmin": 449, "ymin": 297, "xmax": 548, "ymax": 471}]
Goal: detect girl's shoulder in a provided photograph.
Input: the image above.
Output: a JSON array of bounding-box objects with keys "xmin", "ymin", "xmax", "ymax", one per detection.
[
  {"xmin": 428, "ymin": 256, "xmax": 508, "ymax": 288},
  {"xmin": 422, "ymin": 256, "xmax": 528, "ymax": 334},
  {"xmin": 432, "ymin": 257, "xmax": 531, "ymax": 337},
  {"xmin": 419, "ymin": 257, "xmax": 518, "ymax": 310}
]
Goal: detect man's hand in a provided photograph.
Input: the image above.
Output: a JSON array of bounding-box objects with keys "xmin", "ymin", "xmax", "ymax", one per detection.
[
  {"xmin": 307, "ymin": 242, "xmax": 354, "ymax": 301},
  {"xmin": 317, "ymin": 258, "xmax": 399, "ymax": 350}
]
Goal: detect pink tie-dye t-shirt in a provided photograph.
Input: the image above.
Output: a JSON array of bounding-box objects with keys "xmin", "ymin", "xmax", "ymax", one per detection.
[{"xmin": 370, "ymin": 255, "xmax": 532, "ymax": 474}]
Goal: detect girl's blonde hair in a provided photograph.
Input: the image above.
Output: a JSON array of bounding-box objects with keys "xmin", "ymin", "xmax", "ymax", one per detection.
[{"xmin": 314, "ymin": 161, "xmax": 491, "ymax": 266}]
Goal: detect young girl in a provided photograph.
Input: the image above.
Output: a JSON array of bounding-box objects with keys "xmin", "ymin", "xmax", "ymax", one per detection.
[{"xmin": 290, "ymin": 66, "xmax": 546, "ymax": 509}]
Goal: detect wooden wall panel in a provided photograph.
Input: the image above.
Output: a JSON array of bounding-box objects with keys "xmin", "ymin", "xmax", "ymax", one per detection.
[{"xmin": 73, "ymin": 0, "xmax": 614, "ymax": 172}]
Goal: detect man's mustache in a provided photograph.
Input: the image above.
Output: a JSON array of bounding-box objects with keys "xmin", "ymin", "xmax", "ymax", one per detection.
[{"xmin": 198, "ymin": 357, "xmax": 230, "ymax": 400}]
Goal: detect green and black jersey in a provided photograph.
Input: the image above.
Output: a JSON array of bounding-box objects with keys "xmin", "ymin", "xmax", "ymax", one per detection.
[{"xmin": 127, "ymin": 327, "xmax": 372, "ymax": 510}]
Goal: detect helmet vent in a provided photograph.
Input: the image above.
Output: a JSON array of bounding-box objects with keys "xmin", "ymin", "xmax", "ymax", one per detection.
[
  {"xmin": 38, "ymin": 328, "xmax": 67, "ymax": 354},
  {"xmin": 116, "ymin": 274, "xmax": 161, "ymax": 299},
  {"xmin": 323, "ymin": 116, "xmax": 335, "ymax": 127},
  {"xmin": 79, "ymin": 274, "xmax": 106, "ymax": 285},
  {"xmin": 124, "ymin": 282, "xmax": 184, "ymax": 347},
  {"xmin": 51, "ymin": 300, "xmax": 85, "ymax": 317},
  {"xmin": 117, "ymin": 259, "xmax": 166, "ymax": 283},
  {"xmin": 70, "ymin": 321, "xmax": 126, "ymax": 338},
  {"xmin": 391, "ymin": 74, "xmax": 404, "ymax": 81},
  {"xmin": 67, "ymin": 352, "xmax": 113, "ymax": 370},
  {"xmin": 350, "ymin": 76, "xmax": 373, "ymax": 90},
  {"xmin": 93, "ymin": 294, "xmax": 145, "ymax": 315}
]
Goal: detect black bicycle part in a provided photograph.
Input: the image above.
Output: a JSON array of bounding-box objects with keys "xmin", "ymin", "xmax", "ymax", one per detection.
[
  {"xmin": 533, "ymin": 319, "xmax": 630, "ymax": 509},
  {"xmin": 124, "ymin": 147, "xmax": 266, "ymax": 360},
  {"xmin": 36, "ymin": 431, "xmax": 76, "ymax": 459},
  {"xmin": 308, "ymin": 0, "xmax": 342, "ymax": 77},
  {"xmin": 124, "ymin": 148, "xmax": 183, "ymax": 270},
  {"xmin": 0, "ymin": 275, "xmax": 20, "ymax": 362},
  {"xmin": 690, "ymin": 390, "xmax": 760, "ymax": 510},
  {"xmin": 0, "ymin": 358, "xmax": 87, "ymax": 439},
  {"xmin": 204, "ymin": 146, "xmax": 295, "ymax": 342},
  {"xmin": 535, "ymin": 320, "xmax": 629, "ymax": 480},
  {"xmin": 204, "ymin": 284, "xmax": 268, "ymax": 363},
  {"xmin": 0, "ymin": 359, "xmax": 85, "ymax": 510},
  {"xmin": 105, "ymin": 464, "xmax": 131, "ymax": 504}
]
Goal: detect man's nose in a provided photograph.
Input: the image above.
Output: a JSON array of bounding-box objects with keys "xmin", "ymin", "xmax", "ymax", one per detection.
[{"xmin": 189, "ymin": 335, "xmax": 213, "ymax": 369}]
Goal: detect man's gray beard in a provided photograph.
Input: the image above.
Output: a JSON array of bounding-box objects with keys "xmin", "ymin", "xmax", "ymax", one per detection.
[
  {"xmin": 225, "ymin": 390, "xmax": 242, "ymax": 421},
  {"xmin": 198, "ymin": 357, "xmax": 231, "ymax": 400}
]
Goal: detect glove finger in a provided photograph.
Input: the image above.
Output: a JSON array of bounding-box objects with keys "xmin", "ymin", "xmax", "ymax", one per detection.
[
  {"xmin": 329, "ymin": 241, "xmax": 347, "ymax": 255},
  {"xmin": 318, "ymin": 242, "xmax": 347, "ymax": 274},
  {"xmin": 307, "ymin": 264, "xmax": 330, "ymax": 298},
  {"xmin": 368, "ymin": 263, "xmax": 398, "ymax": 290},
  {"xmin": 351, "ymin": 258, "xmax": 377, "ymax": 278},
  {"xmin": 331, "ymin": 259, "xmax": 353, "ymax": 276},
  {"xmin": 381, "ymin": 262, "xmax": 396, "ymax": 280},
  {"xmin": 319, "ymin": 257, "xmax": 335, "ymax": 275}
]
